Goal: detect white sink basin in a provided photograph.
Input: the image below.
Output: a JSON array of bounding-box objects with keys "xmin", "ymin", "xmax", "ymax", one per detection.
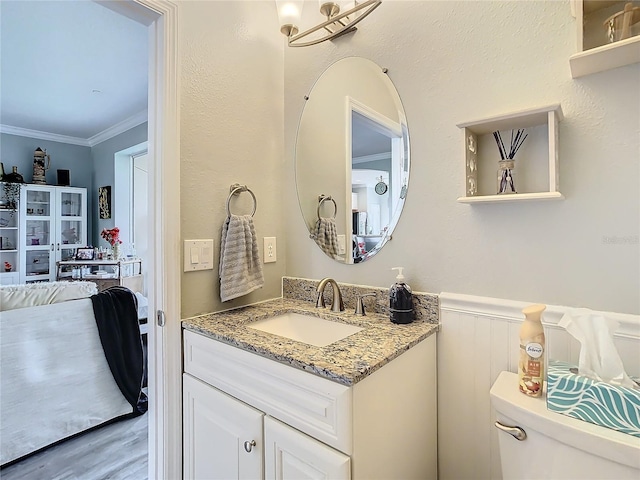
[{"xmin": 247, "ymin": 312, "xmax": 364, "ymax": 347}]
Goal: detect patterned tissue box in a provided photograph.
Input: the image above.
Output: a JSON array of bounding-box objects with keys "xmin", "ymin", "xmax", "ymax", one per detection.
[{"xmin": 546, "ymin": 360, "xmax": 640, "ymax": 438}]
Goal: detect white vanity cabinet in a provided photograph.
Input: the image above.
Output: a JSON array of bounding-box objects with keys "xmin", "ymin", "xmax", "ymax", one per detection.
[
  {"xmin": 184, "ymin": 372, "xmax": 351, "ymax": 480},
  {"xmin": 183, "ymin": 328, "xmax": 437, "ymax": 480}
]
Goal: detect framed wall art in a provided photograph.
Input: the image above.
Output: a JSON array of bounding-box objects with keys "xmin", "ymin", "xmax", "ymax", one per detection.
[{"xmin": 98, "ymin": 186, "xmax": 111, "ymax": 219}]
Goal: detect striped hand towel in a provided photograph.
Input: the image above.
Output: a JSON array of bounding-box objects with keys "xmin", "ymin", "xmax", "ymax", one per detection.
[{"xmin": 219, "ymin": 214, "xmax": 264, "ymax": 302}]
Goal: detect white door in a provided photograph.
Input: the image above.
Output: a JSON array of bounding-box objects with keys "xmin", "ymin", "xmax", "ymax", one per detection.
[
  {"xmin": 132, "ymin": 152, "xmax": 149, "ymax": 294},
  {"xmin": 183, "ymin": 374, "xmax": 264, "ymax": 480},
  {"xmin": 264, "ymin": 416, "xmax": 351, "ymax": 480}
]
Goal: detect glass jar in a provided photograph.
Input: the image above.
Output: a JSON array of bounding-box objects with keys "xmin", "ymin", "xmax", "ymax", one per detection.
[{"xmin": 497, "ymin": 160, "xmax": 517, "ymax": 194}]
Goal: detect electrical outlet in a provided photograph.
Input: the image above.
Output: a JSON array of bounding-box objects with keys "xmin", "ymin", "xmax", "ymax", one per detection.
[
  {"xmin": 263, "ymin": 237, "xmax": 277, "ymax": 263},
  {"xmin": 183, "ymin": 239, "xmax": 215, "ymax": 272}
]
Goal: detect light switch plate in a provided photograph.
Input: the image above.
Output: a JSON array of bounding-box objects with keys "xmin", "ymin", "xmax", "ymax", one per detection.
[
  {"xmin": 263, "ymin": 237, "xmax": 277, "ymax": 263},
  {"xmin": 184, "ymin": 239, "xmax": 215, "ymax": 272}
]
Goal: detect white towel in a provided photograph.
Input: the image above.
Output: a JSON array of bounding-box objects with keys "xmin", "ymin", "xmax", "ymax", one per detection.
[
  {"xmin": 312, "ymin": 217, "xmax": 340, "ymax": 260},
  {"xmin": 219, "ymin": 214, "xmax": 264, "ymax": 302}
]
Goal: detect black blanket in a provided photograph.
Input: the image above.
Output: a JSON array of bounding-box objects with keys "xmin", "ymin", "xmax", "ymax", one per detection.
[{"xmin": 91, "ymin": 286, "xmax": 147, "ymax": 415}]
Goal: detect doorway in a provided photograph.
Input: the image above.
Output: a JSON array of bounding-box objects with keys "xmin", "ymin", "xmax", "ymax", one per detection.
[{"xmin": 95, "ymin": 1, "xmax": 181, "ymax": 478}]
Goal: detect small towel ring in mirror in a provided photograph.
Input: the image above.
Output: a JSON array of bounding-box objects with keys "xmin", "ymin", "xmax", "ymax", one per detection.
[
  {"xmin": 227, "ymin": 184, "xmax": 257, "ymax": 217},
  {"xmin": 317, "ymin": 195, "xmax": 337, "ymax": 219}
]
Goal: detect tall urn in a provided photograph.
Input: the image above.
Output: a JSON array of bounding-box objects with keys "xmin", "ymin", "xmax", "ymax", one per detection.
[{"xmin": 33, "ymin": 148, "xmax": 51, "ymax": 185}]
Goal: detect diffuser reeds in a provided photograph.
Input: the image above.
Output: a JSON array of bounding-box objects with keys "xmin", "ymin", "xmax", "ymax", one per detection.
[{"xmin": 493, "ymin": 129, "xmax": 528, "ymax": 160}]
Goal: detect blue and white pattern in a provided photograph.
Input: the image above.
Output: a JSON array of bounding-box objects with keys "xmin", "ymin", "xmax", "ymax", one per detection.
[{"xmin": 547, "ymin": 360, "xmax": 640, "ymax": 438}]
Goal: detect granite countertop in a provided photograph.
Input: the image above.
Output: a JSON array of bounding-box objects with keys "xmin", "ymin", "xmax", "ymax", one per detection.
[{"xmin": 182, "ymin": 298, "xmax": 439, "ymax": 386}]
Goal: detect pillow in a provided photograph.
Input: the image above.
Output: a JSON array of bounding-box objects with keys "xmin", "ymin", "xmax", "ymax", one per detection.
[{"xmin": 0, "ymin": 281, "xmax": 98, "ymax": 312}]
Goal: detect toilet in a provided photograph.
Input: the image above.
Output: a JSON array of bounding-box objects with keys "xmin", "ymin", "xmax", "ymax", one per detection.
[{"xmin": 490, "ymin": 371, "xmax": 640, "ymax": 479}]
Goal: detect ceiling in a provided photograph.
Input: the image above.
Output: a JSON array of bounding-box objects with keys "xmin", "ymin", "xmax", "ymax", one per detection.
[{"xmin": 0, "ymin": 1, "xmax": 148, "ymax": 146}]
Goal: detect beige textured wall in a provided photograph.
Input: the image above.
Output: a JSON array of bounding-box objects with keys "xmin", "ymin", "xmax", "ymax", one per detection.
[
  {"xmin": 284, "ymin": 1, "xmax": 640, "ymax": 314},
  {"xmin": 179, "ymin": 1, "xmax": 285, "ymax": 317}
]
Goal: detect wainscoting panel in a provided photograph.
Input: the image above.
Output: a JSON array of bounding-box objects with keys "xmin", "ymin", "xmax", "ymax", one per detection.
[{"xmin": 437, "ymin": 293, "xmax": 640, "ymax": 480}]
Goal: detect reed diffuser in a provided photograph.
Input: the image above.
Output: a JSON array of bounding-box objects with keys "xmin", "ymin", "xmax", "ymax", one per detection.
[{"xmin": 493, "ymin": 129, "xmax": 528, "ymax": 194}]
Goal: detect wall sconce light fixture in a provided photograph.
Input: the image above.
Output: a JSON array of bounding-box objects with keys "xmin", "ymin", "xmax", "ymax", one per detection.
[{"xmin": 276, "ymin": 0, "xmax": 382, "ymax": 47}]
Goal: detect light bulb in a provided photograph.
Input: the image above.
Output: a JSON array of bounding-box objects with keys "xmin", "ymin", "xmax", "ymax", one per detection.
[{"xmin": 276, "ymin": 0, "xmax": 303, "ymax": 29}]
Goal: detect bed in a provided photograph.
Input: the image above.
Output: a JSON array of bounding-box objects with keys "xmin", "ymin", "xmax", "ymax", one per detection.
[{"xmin": 0, "ymin": 282, "xmax": 145, "ymax": 466}]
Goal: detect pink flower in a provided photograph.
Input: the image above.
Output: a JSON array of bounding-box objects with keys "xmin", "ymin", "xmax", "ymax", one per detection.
[{"xmin": 101, "ymin": 227, "xmax": 122, "ymax": 246}]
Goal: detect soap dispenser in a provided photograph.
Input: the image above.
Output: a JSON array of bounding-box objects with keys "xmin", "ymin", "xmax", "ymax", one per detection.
[{"xmin": 389, "ymin": 267, "xmax": 414, "ymax": 324}]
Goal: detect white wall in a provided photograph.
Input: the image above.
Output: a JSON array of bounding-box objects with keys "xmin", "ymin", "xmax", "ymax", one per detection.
[
  {"xmin": 283, "ymin": 1, "xmax": 640, "ymax": 314},
  {"xmin": 179, "ymin": 1, "xmax": 285, "ymax": 317}
]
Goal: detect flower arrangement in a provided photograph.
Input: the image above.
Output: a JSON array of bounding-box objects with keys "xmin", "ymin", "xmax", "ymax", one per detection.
[
  {"xmin": 4, "ymin": 261, "xmax": 12, "ymax": 272},
  {"xmin": 101, "ymin": 227, "xmax": 122, "ymax": 247}
]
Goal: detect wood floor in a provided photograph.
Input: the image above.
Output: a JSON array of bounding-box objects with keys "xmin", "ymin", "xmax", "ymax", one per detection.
[{"xmin": 1, "ymin": 414, "xmax": 148, "ymax": 480}]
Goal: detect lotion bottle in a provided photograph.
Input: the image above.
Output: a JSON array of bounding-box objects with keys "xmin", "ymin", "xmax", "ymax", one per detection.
[
  {"xmin": 389, "ymin": 267, "xmax": 414, "ymax": 324},
  {"xmin": 518, "ymin": 304, "xmax": 546, "ymax": 397}
]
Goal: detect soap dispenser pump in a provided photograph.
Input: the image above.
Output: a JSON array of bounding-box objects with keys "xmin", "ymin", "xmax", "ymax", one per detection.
[{"xmin": 389, "ymin": 267, "xmax": 414, "ymax": 324}]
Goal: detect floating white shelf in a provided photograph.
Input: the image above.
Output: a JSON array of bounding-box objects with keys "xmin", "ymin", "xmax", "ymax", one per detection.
[
  {"xmin": 456, "ymin": 104, "xmax": 564, "ymax": 204},
  {"xmin": 457, "ymin": 192, "xmax": 564, "ymax": 204},
  {"xmin": 570, "ymin": 0, "xmax": 640, "ymax": 78}
]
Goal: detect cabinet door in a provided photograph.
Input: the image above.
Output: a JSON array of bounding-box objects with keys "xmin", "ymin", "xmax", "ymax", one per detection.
[
  {"xmin": 20, "ymin": 185, "xmax": 56, "ymax": 282},
  {"xmin": 55, "ymin": 187, "xmax": 87, "ymax": 262},
  {"xmin": 0, "ymin": 201, "xmax": 19, "ymax": 283},
  {"xmin": 265, "ymin": 416, "xmax": 350, "ymax": 480},
  {"xmin": 183, "ymin": 374, "xmax": 263, "ymax": 480}
]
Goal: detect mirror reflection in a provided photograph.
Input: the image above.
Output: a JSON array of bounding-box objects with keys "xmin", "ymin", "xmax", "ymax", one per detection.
[{"xmin": 295, "ymin": 57, "xmax": 410, "ymax": 264}]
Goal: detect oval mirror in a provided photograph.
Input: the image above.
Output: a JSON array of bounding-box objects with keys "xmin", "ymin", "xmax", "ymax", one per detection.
[{"xmin": 295, "ymin": 57, "xmax": 410, "ymax": 264}]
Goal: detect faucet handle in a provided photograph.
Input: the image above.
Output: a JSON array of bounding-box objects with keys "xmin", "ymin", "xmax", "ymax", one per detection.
[{"xmin": 355, "ymin": 293, "xmax": 376, "ymax": 316}]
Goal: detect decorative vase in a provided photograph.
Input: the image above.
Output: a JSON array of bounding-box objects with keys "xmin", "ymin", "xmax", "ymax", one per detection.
[
  {"xmin": 113, "ymin": 243, "xmax": 121, "ymax": 260},
  {"xmin": 4, "ymin": 166, "xmax": 24, "ymax": 184},
  {"xmin": 497, "ymin": 159, "xmax": 517, "ymax": 194}
]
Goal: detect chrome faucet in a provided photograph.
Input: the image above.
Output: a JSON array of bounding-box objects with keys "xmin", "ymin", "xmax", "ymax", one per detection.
[{"xmin": 315, "ymin": 278, "xmax": 345, "ymax": 313}]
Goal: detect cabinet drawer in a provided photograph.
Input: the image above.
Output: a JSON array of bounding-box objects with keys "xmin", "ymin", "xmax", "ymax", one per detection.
[{"xmin": 184, "ymin": 329, "xmax": 353, "ymax": 454}]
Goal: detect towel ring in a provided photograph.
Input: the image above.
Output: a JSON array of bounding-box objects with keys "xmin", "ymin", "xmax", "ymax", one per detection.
[
  {"xmin": 317, "ymin": 195, "xmax": 337, "ymax": 220},
  {"xmin": 227, "ymin": 184, "xmax": 257, "ymax": 217}
]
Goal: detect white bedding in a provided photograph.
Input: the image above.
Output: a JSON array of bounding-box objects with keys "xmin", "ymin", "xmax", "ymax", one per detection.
[{"xmin": 0, "ymin": 298, "xmax": 131, "ymax": 465}]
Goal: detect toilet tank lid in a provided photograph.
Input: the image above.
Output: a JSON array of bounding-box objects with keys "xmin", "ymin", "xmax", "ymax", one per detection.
[{"xmin": 490, "ymin": 371, "xmax": 640, "ymax": 470}]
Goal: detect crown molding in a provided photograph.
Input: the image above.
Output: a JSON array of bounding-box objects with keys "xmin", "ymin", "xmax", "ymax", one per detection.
[
  {"xmin": 0, "ymin": 110, "xmax": 148, "ymax": 148},
  {"xmin": 87, "ymin": 110, "xmax": 148, "ymax": 146},
  {"xmin": 0, "ymin": 124, "xmax": 90, "ymax": 146}
]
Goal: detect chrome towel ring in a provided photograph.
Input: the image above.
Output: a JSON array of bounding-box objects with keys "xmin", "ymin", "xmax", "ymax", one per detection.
[
  {"xmin": 227, "ymin": 184, "xmax": 257, "ymax": 217},
  {"xmin": 317, "ymin": 194, "xmax": 337, "ymax": 220}
]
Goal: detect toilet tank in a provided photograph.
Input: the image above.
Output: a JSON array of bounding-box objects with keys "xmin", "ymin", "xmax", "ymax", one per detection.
[{"xmin": 490, "ymin": 371, "xmax": 640, "ymax": 480}]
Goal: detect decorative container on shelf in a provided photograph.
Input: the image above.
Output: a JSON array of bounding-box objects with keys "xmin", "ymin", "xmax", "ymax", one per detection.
[
  {"xmin": 493, "ymin": 129, "xmax": 528, "ymax": 195},
  {"xmin": 604, "ymin": 2, "xmax": 640, "ymax": 44}
]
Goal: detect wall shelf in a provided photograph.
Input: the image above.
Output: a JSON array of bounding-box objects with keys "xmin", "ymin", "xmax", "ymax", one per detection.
[
  {"xmin": 457, "ymin": 192, "xmax": 564, "ymax": 204},
  {"xmin": 456, "ymin": 104, "xmax": 564, "ymax": 204},
  {"xmin": 570, "ymin": 0, "xmax": 640, "ymax": 77}
]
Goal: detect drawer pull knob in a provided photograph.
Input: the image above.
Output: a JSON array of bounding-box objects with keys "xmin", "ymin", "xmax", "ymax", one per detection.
[{"xmin": 244, "ymin": 440, "xmax": 256, "ymax": 453}]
